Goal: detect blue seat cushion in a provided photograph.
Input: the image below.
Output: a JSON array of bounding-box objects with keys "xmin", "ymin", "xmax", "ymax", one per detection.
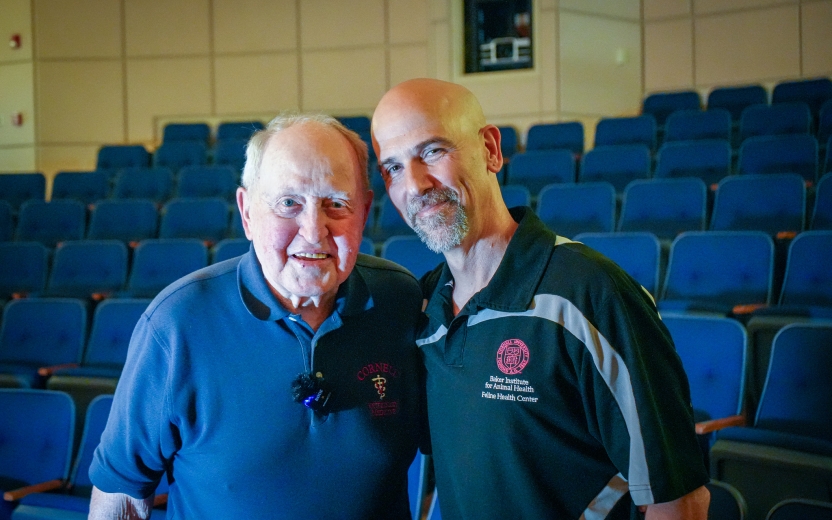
[{"xmin": 716, "ymin": 427, "xmax": 832, "ymax": 457}]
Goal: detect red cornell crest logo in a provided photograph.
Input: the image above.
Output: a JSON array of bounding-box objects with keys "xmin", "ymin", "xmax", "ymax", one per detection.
[{"xmin": 496, "ymin": 338, "xmax": 529, "ymax": 375}]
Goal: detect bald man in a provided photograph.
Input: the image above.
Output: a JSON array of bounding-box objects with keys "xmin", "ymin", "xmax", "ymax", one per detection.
[{"xmin": 372, "ymin": 79, "xmax": 710, "ymax": 520}]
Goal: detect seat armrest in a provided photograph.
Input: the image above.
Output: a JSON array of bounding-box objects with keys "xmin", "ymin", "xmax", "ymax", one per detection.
[
  {"xmin": 153, "ymin": 493, "xmax": 168, "ymax": 507},
  {"xmin": 695, "ymin": 414, "xmax": 746, "ymax": 435},
  {"xmin": 3, "ymin": 479, "xmax": 65, "ymax": 501},
  {"xmin": 38, "ymin": 363, "xmax": 80, "ymax": 377}
]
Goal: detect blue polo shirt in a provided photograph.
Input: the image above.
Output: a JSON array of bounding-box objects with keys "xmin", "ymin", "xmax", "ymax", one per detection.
[{"xmin": 90, "ymin": 248, "xmax": 424, "ymax": 519}]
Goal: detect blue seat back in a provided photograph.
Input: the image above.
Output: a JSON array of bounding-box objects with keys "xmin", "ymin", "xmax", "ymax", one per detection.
[
  {"xmin": 525, "ymin": 122, "xmax": 584, "ymax": 155},
  {"xmin": 85, "ymin": 299, "xmax": 150, "ymax": 367},
  {"xmin": 216, "ymin": 121, "xmax": 263, "ymax": 141},
  {"xmin": 756, "ymin": 324, "xmax": 832, "ymax": 440},
  {"xmin": 664, "ymin": 109, "xmax": 731, "ymax": 142},
  {"xmin": 654, "ymin": 139, "xmax": 732, "ymax": 186},
  {"xmin": 213, "ymin": 138, "xmax": 248, "ymax": 176},
  {"xmin": 162, "ymin": 122, "xmax": 210, "ymax": 144},
  {"xmin": 779, "ymin": 231, "xmax": 832, "ymax": 307},
  {"xmin": 707, "ymin": 84, "xmax": 768, "ymax": 121},
  {"xmin": 710, "ymin": 174, "xmax": 805, "ymax": 234},
  {"xmin": 819, "ymin": 99, "xmax": 832, "ymax": 148},
  {"xmin": 47, "ymin": 240, "xmax": 128, "ymax": 299},
  {"xmin": 580, "ymin": 145, "xmax": 651, "ymax": 192},
  {"xmin": 772, "ymin": 77, "xmax": 832, "ymax": 119},
  {"xmin": 159, "ymin": 198, "xmax": 229, "ymax": 243},
  {"xmin": 594, "ymin": 115, "xmax": 657, "ymax": 151},
  {"xmin": 177, "ymin": 165, "xmax": 237, "ymax": 200},
  {"xmin": 0, "ymin": 298, "xmax": 87, "ymax": 366},
  {"xmin": 71, "ymin": 395, "xmax": 113, "ymax": 491},
  {"xmin": 812, "ymin": 174, "xmax": 832, "ymax": 230},
  {"xmin": 381, "ymin": 235, "xmax": 444, "ymax": 278},
  {"xmin": 0, "ymin": 389, "xmax": 75, "ymax": 486},
  {"xmin": 127, "ymin": 239, "xmax": 208, "ymax": 298},
  {"xmin": 371, "ymin": 195, "xmax": 412, "ymax": 241},
  {"xmin": 739, "ymin": 102, "xmax": 812, "ymax": 143},
  {"xmin": 213, "ymin": 238, "xmax": 251, "ymax": 264},
  {"xmin": 0, "ymin": 242, "xmax": 48, "ymax": 299},
  {"xmin": 51, "ymin": 171, "xmax": 110, "ymax": 205},
  {"xmin": 87, "ymin": 199, "xmax": 158, "ymax": 243},
  {"xmin": 642, "ymin": 90, "xmax": 701, "ymax": 126},
  {"xmin": 0, "ymin": 173, "xmax": 46, "ymax": 213},
  {"xmin": 497, "ymin": 126, "xmax": 518, "ymax": 159},
  {"xmin": 662, "ymin": 231, "xmax": 774, "ymax": 307},
  {"xmin": 619, "ymin": 178, "xmax": 707, "ymax": 240},
  {"xmin": 536, "ymin": 182, "xmax": 615, "ymax": 238},
  {"xmin": 15, "ymin": 199, "xmax": 86, "ymax": 248},
  {"xmin": 0, "ymin": 201, "xmax": 11, "ymax": 242},
  {"xmin": 508, "ymin": 150, "xmax": 575, "ymax": 194},
  {"xmin": 500, "ymin": 185, "xmax": 531, "ymax": 209},
  {"xmin": 737, "ymin": 134, "xmax": 818, "ymax": 182},
  {"xmin": 574, "ymin": 232, "xmax": 660, "ymax": 295},
  {"xmin": 113, "ymin": 167, "xmax": 174, "ymax": 203},
  {"xmin": 663, "ymin": 315, "xmax": 746, "ymax": 421},
  {"xmin": 153, "ymin": 141, "xmax": 207, "ymax": 172},
  {"xmin": 96, "ymin": 145, "xmax": 149, "ymax": 170},
  {"xmin": 228, "ymin": 208, "xmax": 246, "ymax": 239},
  {"xmin": 336, "ymin": 116, "xmax": 371, "ymax": 133},
  {"xmin": 360, "ymin": 236, "xmax": 375, "ymax": 256}
]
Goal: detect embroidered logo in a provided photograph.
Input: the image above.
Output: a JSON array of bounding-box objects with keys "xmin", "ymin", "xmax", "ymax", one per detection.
[
  {"xmin": 358, "ymin": 361, "xmax": 401, "ymax": 416},
  {"xmin": 496, "ymin": 338, "xmax": 530, "ymax": 375},
  {"xmin": 372, "ymin": 375, "xmax": 387, "ymax": 399}
]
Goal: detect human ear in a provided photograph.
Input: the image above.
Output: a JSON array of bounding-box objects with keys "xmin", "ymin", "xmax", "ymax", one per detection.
[{"xmin": 482, "ymin": 125, "xmax": 504, "ymax": 174}]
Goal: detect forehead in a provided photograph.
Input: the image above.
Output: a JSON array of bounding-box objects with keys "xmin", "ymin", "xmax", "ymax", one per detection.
[{"xmin": 258, "ymin": 123, "xmax": 362, "ymax": 195}]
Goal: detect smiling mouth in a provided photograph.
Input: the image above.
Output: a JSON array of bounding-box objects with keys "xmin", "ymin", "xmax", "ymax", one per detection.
[{"xmin": 293, "ymin": 253, "xmax": 331, "ymax": 260}]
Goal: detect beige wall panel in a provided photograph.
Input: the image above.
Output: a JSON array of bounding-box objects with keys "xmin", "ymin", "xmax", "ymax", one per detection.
[
  {"xmin": 0, "ymin": 62, "xmax": 35, "ymax": 146},
  {"xmin": 37, "ymin": 60, "xmax": 123, "ymax": 143},
  {"xmin": 300, "ymin": 0, "xmax": 384, "ymax": 49},
  {"xmin": 390, "ymin": 46, "xmax": 429, "ymax": 86},
  {"xmin": 645, "ymin": 19, "xmax": 693, "ymax": 91},
  {"xmin": 801, "ymin": 1, "xmax": 832, "ymax": 76},
  {"xmin": 560, "ymin": 12, "xmax": 642, "ymax": 116},
  {"xmin": 0, "ymin": 147, "xmax": 36, "ymax": 172},
  {"xmin": 125, "ymin": 0, "xmax": 210, "ymax": 56},
  {"xmin": 215, "ymin": 54, "xmax": 299, "ymax": 115},
  {"xmin": 213, "ymin": 0, "xmax": 297, "ymax": 54},
  {"xmin": 37, "ymin": 145, "xmax": 100, "ymax": 183},
  {"xmin": 431, "ymin": 21, "xmax": 451, "ymax": 80},
  {"xmin": 302, "ymin": 48, "xmax": 386, "ymax": 113},
  {"xmin": 126, "ymin": 58, "xmax": 211, "ymax": 142},
  {"xmin": 0, "ymin": 0, "xmax": 32, "ymax": 62},
  {"xmin": 695, "ymin": 6, "xmax": 800, "ymax": 86},
  {"xmin": 539, "ymin": 0, "xmax": 556, "ymax": 11},
  {"xmin": 644, "ymin": 0, "xmax": 690, "ymax": 20},
  {"xmin": 460, "ymin": 78, "xmax": 541, "ymax": 117},
  {"xmin": 430, "ymin": 0, "xmax": 448, "ymax": 21},
  {"xmin": 694, "ymin": 0, "xmax": 795, "ymax": 15},
  {"xmin": 560, "ymin": 0, "xmax": 640, "ymax": 20},
  {"xmin": 35, "ymin": 0, "xmax": 121, "ymax": 59},
  {"xmin": 389, "ymin": 0, "xmax": 429, "ymax": 45},
  {"xmin": 538, "ymin": 9, "xmax": 558, "ymax": 113}
]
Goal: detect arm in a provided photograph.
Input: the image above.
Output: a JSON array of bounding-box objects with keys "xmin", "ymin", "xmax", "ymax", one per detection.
[
  {"xmin": 640, "ymin": 485, "xmax": 710, "ymax": 520},
  {"xmin": 89, "ymin": 486, "xmax": 155, "ymax": 520}
]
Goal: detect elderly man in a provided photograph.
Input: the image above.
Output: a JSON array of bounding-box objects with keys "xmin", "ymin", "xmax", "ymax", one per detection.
[
  {"xmin": 89, "ymin": 114, "xmax": 424, "ymax": 519},
  {"xmin": 371, "ymin": 79, "xmax": 710, "ymax": 520}
]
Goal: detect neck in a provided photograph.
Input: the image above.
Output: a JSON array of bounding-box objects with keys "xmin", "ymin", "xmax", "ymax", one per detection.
[
  {"xmin": 444, "ymin": 204, "xmax": 517, "ymax": 315},
  {"xmin": 274, "ymin": 291, "xmax": 337, "ymax": 332}
]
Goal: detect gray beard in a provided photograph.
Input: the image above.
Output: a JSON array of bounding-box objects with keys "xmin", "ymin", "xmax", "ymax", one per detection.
[{"xmin": 406, "ymin": 188, "xmax": 469, "ymax": 253}]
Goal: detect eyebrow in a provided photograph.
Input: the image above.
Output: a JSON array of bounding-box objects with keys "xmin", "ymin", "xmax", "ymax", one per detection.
[{"xmin": 379, "ymin": 137, "xmax": 455, "ymax": 168}]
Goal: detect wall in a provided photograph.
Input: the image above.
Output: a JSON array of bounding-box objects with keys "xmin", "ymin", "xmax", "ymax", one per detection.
[
  {"xmin": 0, "ymin": 0, "xmax": 36, "ymax": 171},
  {"xmin": 644, "ymin": 0, "xmax": 832, "ymax": 96}
]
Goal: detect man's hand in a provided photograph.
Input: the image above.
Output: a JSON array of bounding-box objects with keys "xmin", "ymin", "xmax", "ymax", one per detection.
[
  {"xmin": 89, "ymin": 486, "xmax": 155, "ymax": 520},
  {"xmin": 638, "ymin": 485, "xmax": 710, "ymax": 519}
]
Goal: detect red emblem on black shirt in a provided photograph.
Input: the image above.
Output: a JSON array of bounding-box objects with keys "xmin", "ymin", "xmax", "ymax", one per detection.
[{"xmin": 496, "ymin": 338, "xmax": 530, "ymax": 375}]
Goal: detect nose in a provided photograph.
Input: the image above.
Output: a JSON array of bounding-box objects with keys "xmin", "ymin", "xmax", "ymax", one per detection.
[
  {"xmin": 297, "ymin": 205, "xmax": 329, "ymax": 244},
  {"xmin": 403, "ymin": 160, "xmax": 435, "ymax": 197}
]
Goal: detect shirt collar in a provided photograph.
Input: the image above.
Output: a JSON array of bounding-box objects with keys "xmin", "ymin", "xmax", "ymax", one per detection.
[{"xmin": 237, "ymin": 244, "xmax": 373, "ymax": 322}]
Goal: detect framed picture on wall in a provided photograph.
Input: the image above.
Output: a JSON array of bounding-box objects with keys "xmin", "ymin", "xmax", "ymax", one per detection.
[{"xmin": 464, "ymin": 0, "xmax": 533, "ymax": 74}]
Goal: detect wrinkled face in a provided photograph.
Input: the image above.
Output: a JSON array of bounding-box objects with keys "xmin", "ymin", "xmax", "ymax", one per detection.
[{"xmin": 238, "ymin": 123, "xmax": 371, "ymax": 304}]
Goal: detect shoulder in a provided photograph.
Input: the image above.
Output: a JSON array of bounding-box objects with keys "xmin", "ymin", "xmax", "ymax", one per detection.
[
  {"xmin": 354, "ymin": 253, "xmax": 422, "ymax": 306},
  {"xmin": 144, "ymin": 257, "xmax": 240, "ymax": 319}
]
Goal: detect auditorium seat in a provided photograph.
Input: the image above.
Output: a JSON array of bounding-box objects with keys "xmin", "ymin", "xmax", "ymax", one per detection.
[
  {"xmin": 594, "ymin": 115, "xmax": 657, "ymax": 152},
  {"xmin": 642, "ymin": 90, "xmax": 701, "ymax": 128},
  {"xmin": 125, "ymin": 239, "xmax": 208, "ymax": 298},
  {"xmin": 618, "ymin": 178, "xmax": 707, "ymax": 241},
  {"xmin": 579, "ymin": 145, "xmax": 651, "ymax": 192},
  {"xmin": 336, "ymin": 116, "xmax": 371, "ymax": 134},
  {"xmin": 705, "ymin": 480, "xmax": 747, "ymax": 520},
  {"xmin": 497, "ymin": 125, "xmax": 519, "ymax": 160},
  {"xmin": 738, "ymin": 103, "xmax": 812, "ymax": 144},
  {"xmin": 707, "ymin": 84, "xmax": 768, "ymax": 122},
  {"xmin": 213, "ymin": 138, "xmax": 248, "ymax": 176},
  {"xmin": 216, "ymin": 121, "xmax": 263, "ymax": 141},
  {"xmin": 507, "ymin": 150, "xmax": 575, "ymax": 194},
  {"xmin": 766, "ymin": 498, "xmax": 832, "ymax": 520},
  {"xmin": 153, "ymin": 141, "xmax": 207, "ymax": 172},
  {"xmin": 367, "ymin": 194, "xmax": 413, "ymax": 243},
  {"xmin": 50, "ymin": 171, "xmax": 109, "ymax": 206},
  {"xmin": 771, "ymin": 230, "xmax": 832, "ymax": 317},
  {"xmin": 771, "ymin": 77, "xmax": 832, "ymax": 122},
  {"xmin": 0, "ymin": 243, "xmax": 48, "ymax": 301},
  {"xmin": 536, "ymin": 182, "xmax": 615, "ymax": 238},
  {"xmin": 737, "ymin": 134, "xmax": 818, "ymax": 182},
  {"xmin": 0, "ymin": 173, "xmax": 45, "ymax": 214},
  {"xmin": 663, "ymin": 109, "xmax": 731, "ymax": 143},
  {"xmin": 96, "ymin": 145, "xmax": 149, "ymax": 171},
  {"xmin": 228, "ymin": 208, "xmax": 246, "ymax": 239},
  {"xmin": 818, "ymin": 99, "xmax": 832, "ymax": 151},
  {"xmin": 525, "ymin": 121, "xmax": 584, "ymax": 156},
  {"xmin": 212, "ymin": 238, "xmax": 251, "ymax": 263},
  {"xmin": 162, "ymin": 122, "xmax": 210, "ymax": 145},
  {"xmin": 654, "ymin": 139, "xmax": 732, "ymax": 187},
  {"xmin": 710, "ymin": 174, "xmax": 805, "ymax": 236},
  {"xmin": 0, "ymin": 299, "xmax": 87, "ymax": 388},
  {"xmin": 15, "ymin": 200, "xmax": 85, "ymax": 248},
  {"xmin": 159, "ymin": 197, "xmax": 229, "ymax": 245},
  {"xmin": 812, "ymin": 173, "xmax": 832, "ymax": 230},
  {"xmin": 176, "ymin": 165, "xmax": 237, "ymax": 200},
  {"xmin": 87, "ymin": 199, "xmax": 158, "ymax": 244},
  {"xmin": 710, "ymin": 323, "xmax": 832, "ymax": 520},
  {"xmin": 112, "ymin": 167, "xmax": 174, "ymax": 203},
  {"xmin": 45, "ymin": 240, "xmax": 127, "ymax": 300},
  {"xmin": 0, "ymin": 202, "xmax": 12, "ymax": 242},
  {"xmin": 500, "ymin": 184, "xmax": 531, "ymax": 209},
  {"xmin": 381, "ymin": 235, "xmax": 443, "ymax": 278},
  {"xmin": 573, "ymin": 232, "xmax": 661, "ymax": 296},
  {"xmin": 360, "ymin": 236, "xmax": 374, "ymax": 256},
  {"xmin": 0, "ymin": 389, "xmax": 75, "ymax": 520},
  {"xmin": 660, "ymin": 231, "xmax": 774, "ymax": 315}
]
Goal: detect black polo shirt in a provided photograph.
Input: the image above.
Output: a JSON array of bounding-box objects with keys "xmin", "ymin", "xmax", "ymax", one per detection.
[{"xmin": 418, "ymin": 208, "xmax": 708, "ymax": 519}]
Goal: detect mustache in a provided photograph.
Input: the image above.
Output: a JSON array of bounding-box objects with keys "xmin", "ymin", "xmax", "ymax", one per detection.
[{"xmin": 406, "ymin": 188, "xmax": 459, "ymax": 221}]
